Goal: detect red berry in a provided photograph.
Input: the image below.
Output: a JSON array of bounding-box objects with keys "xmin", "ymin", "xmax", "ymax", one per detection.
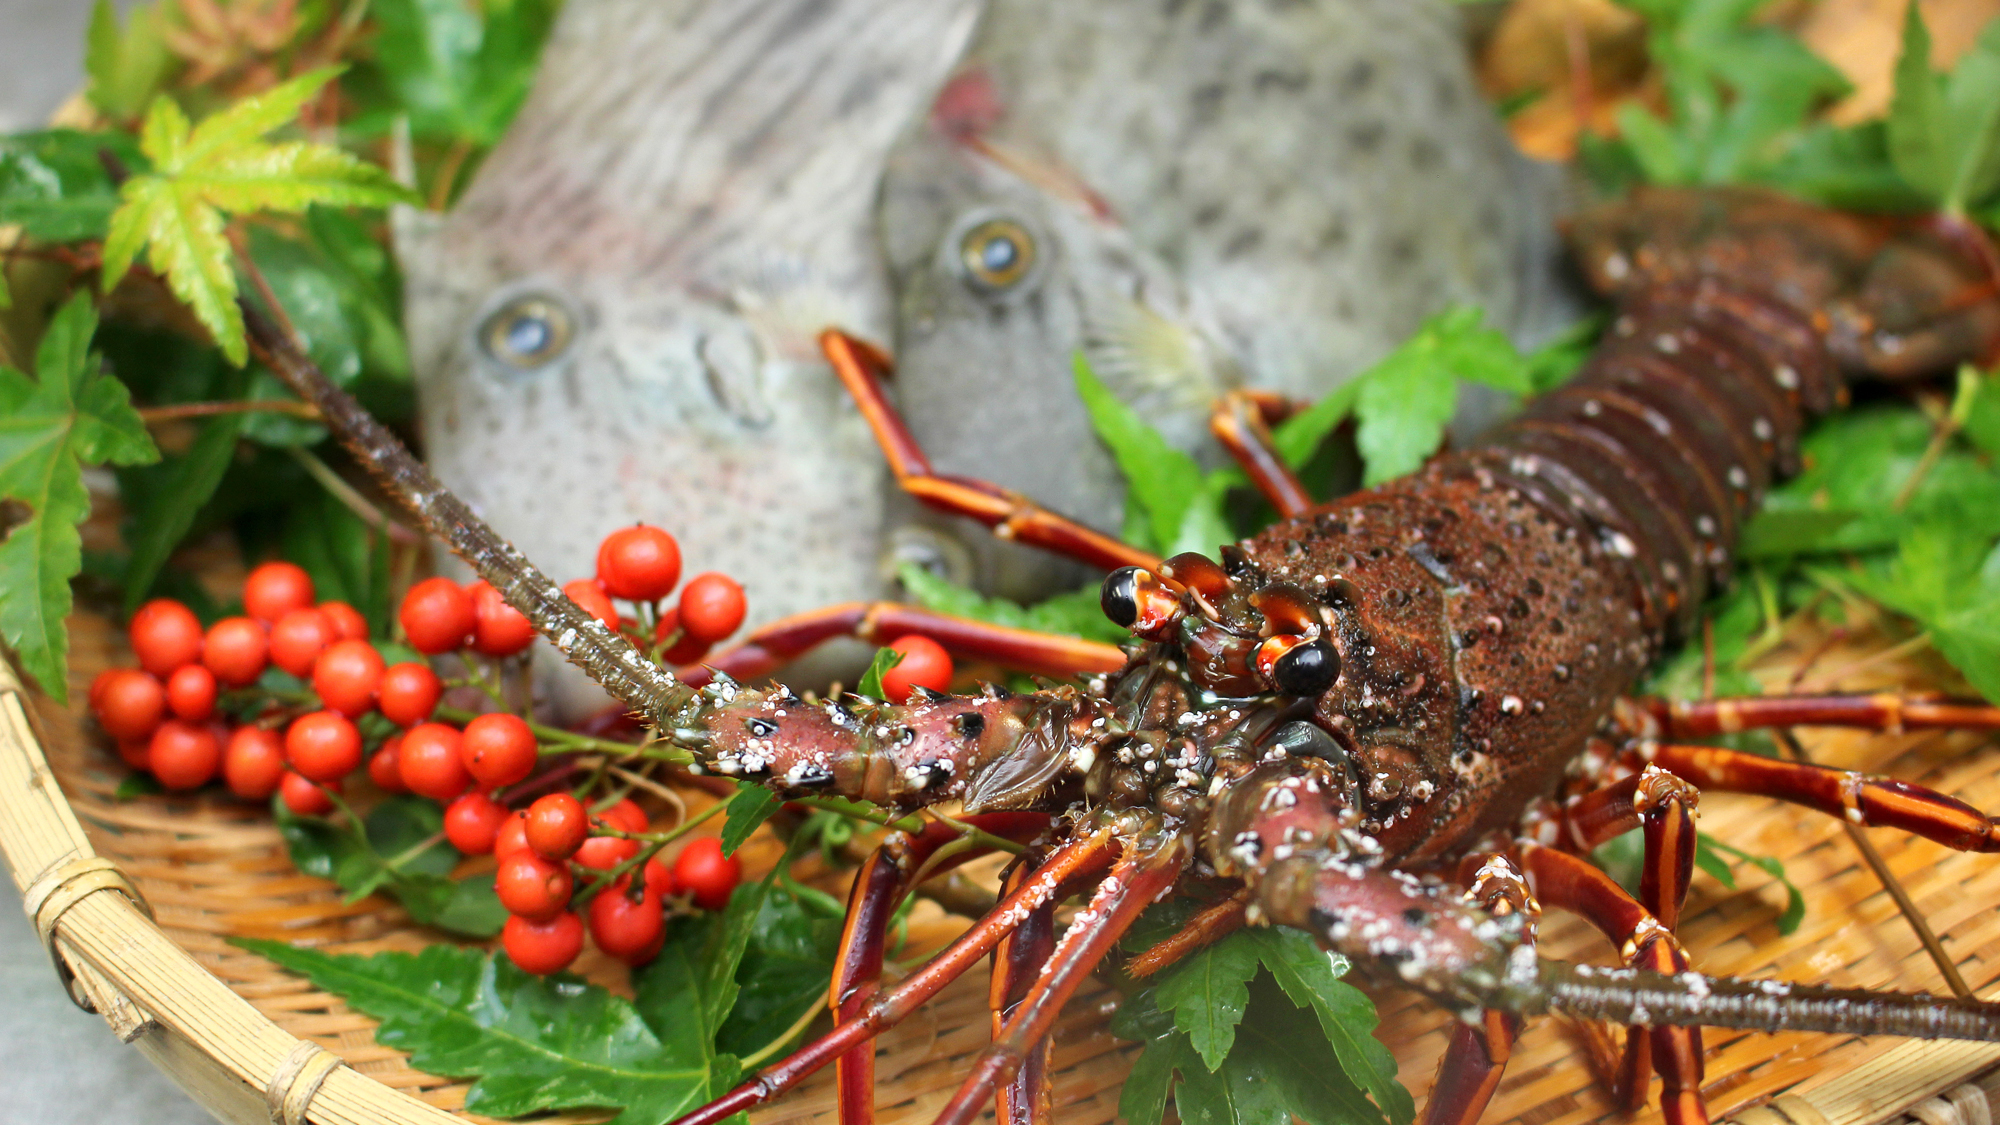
[
  {"xmin": 643, "ymin": 855, "xmax": 677, "ymax": 896},
  {"xmin": 463, "ymin": 712, "xmax": 538, "ymax": 788},
  {"xmin": 368, "ymin": 734, "xmax": 408, "ymax": 793},
  {"xmin": 312, "ymin": 639, "xmax": 385, "ymax": 717},
  {"xmin": 94, "ymin": 668, "xmax": 166, "ymax": 741},
  {"xmin": 269, "ymin": 607, "xmax": 335, "ymax": 678},
  {"xmin": 596, "ymin": 525, "xmax": 682, "ymax": 602},
  {"xmin": 494, "ymin": 810, "xmax": 532, "ymax": 861},
  {"xmin": 203, "ymin": 616, "xmax": 269, "ymax": 686},
  {"xmin": 114, "ymin": 737, "xmax": 151, "ymax": 769},
  {"xmin": 149, "ymin": 720, "xmax": 221, "ymax": 790},
  {"xmin": 468, "ymin": 581, "xmax": 537, "ymax": 657},
  {"xmin": 880, "ymin": 635, "xmax": 953, "ymax": 701},
  {"xmin": 589, "ymin": 876, "xmax": 666, "ymax": 964},
  {"xmin": 319, "ymin": 600, "xmax": 369, "ymax": 641},
  {"xmin": 653, "ymin": 608, "xmax": 712, "ymax": 666},
  {"xmin": 671, "ymin": 837, "xmax": 741, "ymax": 910},
  {"xmin": 676, "ymin": 573, "xmax": 746, "ymax": 644},
  {"xmin": 130, "ymin": 598, "xmax": 203, "ymax": 677},
  {"xmin": 286, "ymin": 710, "xmax": 363, "ymax": 782},
  {"xmin": 562, "ymin": 578, "xmax": 623, "ymax": 630},
  {"xmin": 573, "ymin": 834, "xmax": 642, "ymax": 871},
  {"xmin": 597, "ymin": 798, "xmax": 648, "ymax": 835},
  {"xmin": 165, "ymin": 663, "xmax": 218, "ymax": 721},
  {"xmin": 280, "ymin": 771, "xmax": 337, "ymax": 815},
  {"xmin": 245, "ymin": 561, "xmax": 315, "ymax": 623},
  {"xmin": 525, "ymin": 793, "xmax": 588, "ymax": 860},
  {"xmin": 223, "ymin": 726, "xmax": 286, "ymax": 799},
  {"xmin": 378, "ymin": 662, "xmax": 442, "ymax": 726},
  {"xmin": 399, "ymin": 722, "xmax": 470, "ymax": 800},
  {"xmin": 503, "ymin": 911, "xmax": 584, "ymax": 975},
  {"xmin": 445, "ymin": 791, "xmax": 511, "ymax": 854},
  {"xmin": 496, "ymin": 854, "xmax": 574, "ymax": 920},
  {"xmin": 400, "ymin": 577, "xmax": 475, "ymax": 654}
]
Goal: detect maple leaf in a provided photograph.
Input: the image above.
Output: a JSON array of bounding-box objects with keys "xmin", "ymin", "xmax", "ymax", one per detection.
[
  {"xmin": 101, "ymin": 68, "xmax": 419, "ymax": 365},
  {"xmin": 0, "ymin": 292, "xmax": 158, "ymax": 701}
]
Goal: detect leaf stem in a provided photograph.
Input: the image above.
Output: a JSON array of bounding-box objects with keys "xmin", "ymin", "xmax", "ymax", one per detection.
[
  {"xmin": 139, "ymin": 399, "xmax": 322, "ymax": 423},
  {"xmin": 285, "ymin": 445, "xmax": 421, "ymax": 544},
  {"xmin": 737, "ymin": 985, "xmax": 833, "ymax": 1069}
]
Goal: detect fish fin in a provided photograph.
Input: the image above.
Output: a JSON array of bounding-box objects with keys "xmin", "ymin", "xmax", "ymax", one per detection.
[{"xmin": 1082, "ymin": 294, "xmax": 1239, "ymax": 416}]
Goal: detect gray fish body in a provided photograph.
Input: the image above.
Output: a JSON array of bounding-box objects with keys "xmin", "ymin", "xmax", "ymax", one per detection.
[
  {"xmin": 400, "ymin": 0, "xmax": 981, "ymax": 714},
  {"xmin": 878, "ymin": 0, "xmax": 1578, "ymax": 601}
]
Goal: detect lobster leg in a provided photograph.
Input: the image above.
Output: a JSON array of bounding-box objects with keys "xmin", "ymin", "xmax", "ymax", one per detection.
[
  {"xmin": 821, "ymin": 330, "xmax": 1160, "ymax": 573},
  {"xmin": 679, "ymin": 600, "xmax": 1127, "ymax": 686},
  {"xmin": 990, "ymin": 861, "xmax": 1059, "ymax": 1125},
  {"xmin": 929, "ymin": 838, "xmax": 1190, "ymax": 1125},
  {"xmin": 831, "ymin": 814, "xmax": 1054, "ymax": 1125},
  {"xmin": 1645, "ymin": 742, "xmax": 2000, "ymax": 851},
  {"xmin": 1127, "ymin": 889, "xmax": 1250, "ymax": 978},
  {"xmin": 1635, "ymin": 692, "xmax": 2000, "ymax": 738},
  {"xmin": 1420, "ymin": 854, "xmax": 1540, "ymax": 1125},
  {"xmin": 672, "ymin": 828, "xmax": 1118, "ymax": 1125},
  {"xmin": 1520, "ymin": 844, "xmax": 1710, "ymax": 1125},
  {"xmin": 1208, "ymin": 391, "xmax": 1314, "ymax": 518}
]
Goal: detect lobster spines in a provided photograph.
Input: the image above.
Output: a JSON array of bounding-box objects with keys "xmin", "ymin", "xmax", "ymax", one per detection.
[{"xmin": 686, "ymin": 678, "xmax": 1113, "ymax": 811}]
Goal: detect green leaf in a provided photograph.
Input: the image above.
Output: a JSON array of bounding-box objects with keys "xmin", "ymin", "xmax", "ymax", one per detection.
[
  {"xmin": 272, "ymin": 793, "xmax": 502, "ymax": 937},
  {"xmin": 121, "ymin": 411, "xmax": 244, "ymax": 612},
  {"xmin": 0, "ymin": 292, "xmax": 157, "ymax": 699},
  {"xmin": 347, "ymin": 0, "xmax": 559, "ymax": 148},
  {"xmin": 0, "ymin": 130, "xmax": 147, "ymax": 242},
  {"xmin": 1888, "ymin": 9, "xmax": 2000, "ymax": 212},
  {"xmin": 84, "ymin": 0, "xmax": 175, "ymax": 122},
  {"xmin": 238, "ymin": 940, "xmax": 726, "ymax": 1125},
  {"xmin": 897, "ymin": 563, "xmax": 1130, "ymax": 645},
  {"xmin": 1118, "ymin": 1011, "xmax": 1193, "ymax": 1125},
  {"xmin": 1700, "ymin": 834, "xmax": 1807, "ymax": 935},
  {"xmin": 1242, "ymin": 928, "xmax": 1411, "ymax": 1125},
  {"xmin": 1153, "ymin": 930, "xmax": 1262, "ymax": 1069},
  {"xmin": 1075, "ymin": 353, "xmax": 1208, "ymax": 554},
  {"xmin": 720, "ymin": 784, "xmax": 780, "ymax": 858},
  {"xmin": 714, "ymin": 885, "xmax": 842, "ymax": 1058},
  {"xmin": 857, "ymin": 646, "xmax": 903, "ymax": 700}
]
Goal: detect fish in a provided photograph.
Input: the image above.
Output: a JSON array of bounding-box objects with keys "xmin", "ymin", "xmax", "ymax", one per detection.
[
  {"xmin": 397, "ymin": 0, "xmax": 983, "ymax": 714},
  {"xmin": 875, "ymin": 0, "xmax": 1581, "ymax": 602}
]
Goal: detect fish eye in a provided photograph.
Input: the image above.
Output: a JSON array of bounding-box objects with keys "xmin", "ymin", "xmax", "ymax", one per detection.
[
  {"xmin": 958, "ymin": 218, "xmax": 1036, "ymax": 291},
  {"xmin": 479, "ymin": 295, "xmax": 573, "ymax": 369}
]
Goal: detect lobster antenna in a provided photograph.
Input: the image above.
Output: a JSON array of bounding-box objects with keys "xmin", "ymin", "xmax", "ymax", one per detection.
[
  {"xmin": 1520, "ymin": 960, "xmax": 2000, "ymax": 1041},
  {"xmin": 239, "ymin": 299, "xmax": 688, "ymax": 725}
]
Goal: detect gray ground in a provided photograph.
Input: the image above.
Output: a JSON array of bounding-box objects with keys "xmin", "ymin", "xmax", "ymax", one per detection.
[{"xmin": 3, "ymin": 4, "xmax": 215, "ymax": 1120}]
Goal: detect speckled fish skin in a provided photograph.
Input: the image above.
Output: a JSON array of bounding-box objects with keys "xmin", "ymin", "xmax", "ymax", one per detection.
[
  {"xmin": 399, "ymin": 0, "xmax": 982, "ymax": 714},
  {"xmin": 877, "ymin": 0, "xmax": 1578, "ymax": 603}
]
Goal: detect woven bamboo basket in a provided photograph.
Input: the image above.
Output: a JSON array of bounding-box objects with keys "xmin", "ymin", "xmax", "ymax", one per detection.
[{"xmin": 11, "ymin": 605, "xmax": 2000, "ymax": 1125}]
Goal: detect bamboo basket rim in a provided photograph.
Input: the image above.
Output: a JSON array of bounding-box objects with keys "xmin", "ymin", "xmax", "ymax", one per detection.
[{"xmin": 9, "ymin": 627, "xmax": 2000, "ymax": 1125}]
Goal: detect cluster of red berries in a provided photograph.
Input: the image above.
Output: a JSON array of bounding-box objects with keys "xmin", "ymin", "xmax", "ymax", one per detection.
[
  {"xmin": 492, "ymin": 792, "xmax": 742, "ymax": 973},
  {"xmin": 554, "ymin": 524, "xmax": 748, "ymax": 665}
]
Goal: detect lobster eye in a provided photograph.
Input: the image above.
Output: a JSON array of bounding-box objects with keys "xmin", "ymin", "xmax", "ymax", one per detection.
[
  {"xmin": 959, "ymin": 218, "xmax": 1036, "ymax": 291},
  {"xmin": 1272, "ymin": 637, "xmax": 1339, "ymax": 696},
  {"xmin": 1101, "ymin": 566, "xmax": 1141, "ymax": 628},
  {"xmin": 479, "ymin": 295, "xmax": 573, "ymax": 369}
]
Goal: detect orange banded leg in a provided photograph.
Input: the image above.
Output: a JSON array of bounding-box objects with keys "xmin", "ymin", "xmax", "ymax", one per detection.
[
  {"xmin": 1209, "ymin": 391, "xmax": 1313, "ymax": 518},
  {"xmin": 929, "ymin": 842, "xmax": 1188, "ymax": 1125},
  {"xmin": 1643, "ymin": 742, "xmax": 2000, "ymax": 852},
  {"xmin": 1421, "ymin": 854, "xmax": 1539, "ymax": 1125},
  {"xmin": 821, "ymin": 331, "xmax": 1159, "ymax": 573},
  {"xmin": 679, "ymin": 601, "xmax": 1128, "ymax": 687},
  {"xmin": 673, "ymin": 829, "xmax": 1119, "ymax": 1125},
  {"xmin": 1521, "ymin": 844, "xmax": 1709, "ymax": 1125},
  {"xmin": 990, "ymin": 861, "xmax": 1058, "ymax": 1125},
  {"xmin": 1634, "ymin": 692, "xmax": 2000, "ymax": 739},
  {"xmin": 830, "ymin": 814, "xmax": 1052, "ymax": 1125},
  {"xmin": 1127, "ymin": 889, "xmax": 1249, "ymax": 978}
]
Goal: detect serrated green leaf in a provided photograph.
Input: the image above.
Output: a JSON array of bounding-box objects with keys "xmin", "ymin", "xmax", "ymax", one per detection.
[
  {"xmin": 0, "ymin": 292, "xmax": 156, "ymax": 699},
  {"xmin": 122, "ymin": 411, "xmax": 244, "ymax": 612},
  {"xmin": 348, "ymin": 0, "xmax": 559, "ymax": 148},
  {"xmin": 714, "ymin": 886, "xmax": 841, "ymax": 1058},
  {"xmin": 1075, "ymin": 353, "xmax": 1207, "ymax": 554},
  {"xmin": 720, "ymin": 783, "xmax": 780, "ymax": 858},
  {"xmin": 272, "ymin": 793, "xmax": 502, "ymax": 937},
  {"xmin": 0, "ymin": 130, "xmax": 147, "ymax": 242},
  {"xmin": 1118, "ymin": 1016, "xmax": 1192, "ymax": 1125},
  {"xmin": 84, "ymin": 0, "xmax": 175, "ymax": 121},
  {"xmin": 1153, "ymin": 931, "xmax": 1262, "ymax": 1070},
  {"xmin": 239, "ymin": 939, "xmax": 725, "ymax": 1125},
  {"xmin": 1242, "ymin": 928, "xmax": 1409, "ymax": 1125}
]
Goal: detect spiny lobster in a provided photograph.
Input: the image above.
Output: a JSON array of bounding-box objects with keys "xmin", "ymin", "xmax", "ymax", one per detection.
[{"xmin": 257, "ymin": 185, "xmax": 2000, "ymax": 1125}]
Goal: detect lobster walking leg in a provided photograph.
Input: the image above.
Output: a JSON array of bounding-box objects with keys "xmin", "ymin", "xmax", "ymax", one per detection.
[
  {"xmin": 681, "ymin": 601, "xmax": 1127, "ymax": 687},
  {"xmin": 1209, "ymin": 391, "xmax": 1314, "ymax": 517},
  {"xmin": 1420, "ymin": 855, "xmax": 1539, "ymax": 1125},
  {"xmin": 1520, "ymin": 845, "xmax": 1709, "ymax": 1125},
  {"xmin": 930, "ymin": 839, "xmax": 1189, "ymax": 1125},
  {"xmin": 821, "ymin": 330, "xmax": 1159, "ymax": 573},
  {"xmin": 1127, "ymin": 889, "xmax": 1249, "ymax": 978},
  {"xmin": 990, "ymin": 861, "xmax": 1059, "ymax": 1125},
  {"xmin": 672, "ymin": 829, "xmax": 1118, "ymax": 1125},
  {"xmin": 1637, "ymin": 692, "xmax": 2000, "ymax": 738},
  {"xmin": 1645, "ymin": 743, "xmax": 2000, "ymax": 851},
  {"xmin": 830, "ymin": 814, "xmax": 1053, "ymax": 1125}
]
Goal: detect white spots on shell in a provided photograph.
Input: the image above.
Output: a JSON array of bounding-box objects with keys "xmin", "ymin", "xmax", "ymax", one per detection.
[
  {"xmin": 1604, "ymin": 253, "xmax": 1630, "ymax": 280},
  {"xmin": 1607, "ymin": 532, "xmax": 1638, "ymax": 558},
  {"xmin": 1695, "ymin": 515, "xmax": 1718, "ymax": 537},
  {"xmin": 1582, "ymin": 399, "xmax": 1603, "ymax": 417},
  {"xmin": 1773, "ymin": 364, "xmax": 1800, "ymax": 391},
  {"xmin": 1727, "ymin": 465, "xmax": 1750, "ymax": 489},
  {"xmin": 1500, "ymin": 695, "xmax": 1524, "ymax": 716},
  {"xmin": 1654, "ymin": 333, "xmax": 1681, "ymax": 355},
  {"xmin": 1753, "ymin": 417, "xmax": 1774, "ymax": 441}
]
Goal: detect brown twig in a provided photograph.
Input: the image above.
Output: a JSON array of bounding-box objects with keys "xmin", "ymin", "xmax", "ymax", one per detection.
[{"xmin": 138, "ymin": 399, "xmax": 322, "ymax": 424}]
